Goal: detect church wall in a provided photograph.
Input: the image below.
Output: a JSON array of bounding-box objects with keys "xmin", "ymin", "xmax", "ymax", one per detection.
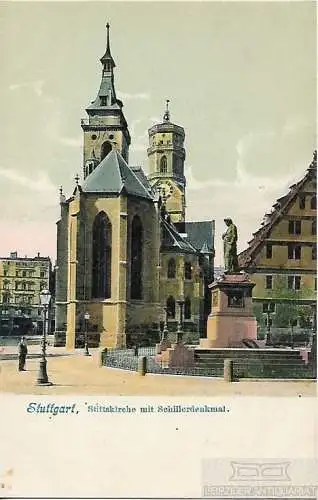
[
  {"xmin": 159, "ymin": 252, "xmax": 202, "ymax": 333},
  {"xmin": 54, "ymin": 203, "xmax": 69, "ymax": 339},
  {"xmin": 65, "ymin": 196, "xmax": 81, "ymax": 348},
  {"xmin": 165, "ymin": 185, "xmax": 183, "ymax": 219},
  {"xmin": 64, "ymin": 193, "xmax": 129, "ymax": 348},
  {"xmin": 82, "ymin": 195, "xmax": 123, "ymax": 300},
  {"xmin": 126, "ymin": 197, "xmax": 159, "ymax": 304}
]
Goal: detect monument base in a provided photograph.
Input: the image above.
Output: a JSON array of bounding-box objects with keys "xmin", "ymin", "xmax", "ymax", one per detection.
[
  {"xmin": 155, "ymin": 343, "xmax": 195, "ymax": 368},
  {"xmin": 155, "ymin": 338, "xmax": 171, "ymax": 354},
  {"xmin": 201, "ymin": 316, "xmax": 257, "ymax": 348},
  {"xmin": 202, "ymin": 272, "xmax": 257, "ymax": 348}
]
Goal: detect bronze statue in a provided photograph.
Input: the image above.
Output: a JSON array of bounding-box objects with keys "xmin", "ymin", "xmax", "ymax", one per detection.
[{"xmin": 222, "ymin": 218, "xmax": 239, "ymax": 273}]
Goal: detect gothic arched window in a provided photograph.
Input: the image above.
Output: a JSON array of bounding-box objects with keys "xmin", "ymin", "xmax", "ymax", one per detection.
[
  {"xmin": 166, "ymin": 296, "xmax": 176, "ymax": 319},
  {"xmin": 184, "ymin": 297, "xmax": 191, "ymax": 320},
  {"xmin": 311, "ymin": 195, "xmax": 317, "ymax": 210},
  {"xmin": 92, "ymin": 211, "xmax": 112, "ymax": 298},
  {"xmin": 131, "ymin": 215, "xmax": 143, "ymax": 299},
  {"xmin": 167, "ymin": 258, "xmax": 176, "ymax": 279},
  {"xmin": 100, "ymin": 141, "xmax": 112, "ymax": 161},
  {"xmin": 160, "ymin": 156, "xmax": 167, "ymax": 173},
  {"xmin": 185, "ymin": 262, "xmax": 192, "ymax": 280}
]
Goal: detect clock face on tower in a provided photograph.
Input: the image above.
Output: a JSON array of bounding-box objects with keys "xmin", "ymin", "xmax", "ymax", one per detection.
[{"xmin": 156, "ymin": 180, "xmax": 174, "ymax": 199}]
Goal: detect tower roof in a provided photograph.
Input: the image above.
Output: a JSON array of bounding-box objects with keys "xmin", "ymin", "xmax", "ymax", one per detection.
[
  {"xmin": 82, "ymin": 149, "xmax": 153, "ymax": 200},
  {"xmin": 100, "ymin": 22, "xmax": 116, "ymax": 67},
  {"xmin": 87, "ymin": 23, "xmax": 123, "ymax": 113},
  {"xmin": 148, "ymin": 100, "xmax": 185, "ymax": 137}
]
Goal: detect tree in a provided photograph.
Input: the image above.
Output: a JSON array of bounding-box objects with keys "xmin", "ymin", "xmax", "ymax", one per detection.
[{"xmin": 266, "ymin": 275, "xmax": 315, "ymax": 329}]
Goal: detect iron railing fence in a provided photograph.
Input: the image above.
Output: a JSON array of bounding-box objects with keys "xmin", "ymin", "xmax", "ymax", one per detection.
[{"xmin": 101, "ymin": 348, "xmax": 316, "ymax": 380}]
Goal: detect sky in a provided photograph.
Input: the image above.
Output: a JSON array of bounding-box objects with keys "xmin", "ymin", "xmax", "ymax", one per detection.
[{"xmin": 0, "ymin": 1, "xmax": 316, "ymax": 266}]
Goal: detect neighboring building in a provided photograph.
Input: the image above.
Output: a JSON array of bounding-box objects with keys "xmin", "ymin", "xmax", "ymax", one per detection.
[
  {"xmin": 239, "ymin": 151, "xmax": 317, "ymax": 329},
  {"xmin": 0, "ymin": 251, "xmax": 52, "ymax": 336},
  {"xmin": 54, "ymin": 25, "xmax": 215, "ymax": 349}
]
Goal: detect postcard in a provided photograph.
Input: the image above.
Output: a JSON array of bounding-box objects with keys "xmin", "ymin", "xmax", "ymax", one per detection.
[{"xmin": 0, "ymin": 1, "xmax": 316, "ymax": 499}]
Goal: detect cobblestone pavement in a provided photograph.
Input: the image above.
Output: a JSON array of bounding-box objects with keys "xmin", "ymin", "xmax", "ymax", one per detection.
[{"xmin": 0, "ymin": 346, "xmax": 316, "ymax": 396}]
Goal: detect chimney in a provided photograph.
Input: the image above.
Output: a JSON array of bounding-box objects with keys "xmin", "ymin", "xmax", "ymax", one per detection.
[
  {"xmin": 37, "ymin": 252, "xmax": 40, "ymax": 258},
  {"xmin": 10, "ymin": 251, "xmax": 17, "ymax": 259}
]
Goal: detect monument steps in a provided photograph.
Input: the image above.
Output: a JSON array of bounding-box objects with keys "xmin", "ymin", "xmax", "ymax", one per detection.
[
  {"xmin": 189, "ymin": 346, "xmax": 316, "ymax": 378},
  {"xmin": 195, "ymin": 358, "xmax": 305, "ymax": 366},
  {"xmin": 193, "ymin": 348, "xmax": 304, "ymax": 360}
]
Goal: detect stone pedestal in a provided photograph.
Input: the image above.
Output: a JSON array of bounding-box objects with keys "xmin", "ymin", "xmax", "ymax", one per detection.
[
  {"xmin": 155, "ymin": 338, "xmax": 171, "ymax": 354},
  {"xmin": 155, "ymin": 343, "xmax": 195, "ymax": 368},
  {"xmin": 200, "ymin": 272, "xmax": 257, "ymax": 348}
]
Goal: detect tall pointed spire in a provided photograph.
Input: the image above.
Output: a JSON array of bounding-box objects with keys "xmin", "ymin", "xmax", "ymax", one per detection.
[
  {"xmin": 82, "ymin": 23, "xmax": 131, "ymax": 165},
  {"xmin": 87, "ymin": 22, "xmax": 119, "ymax": 110},
  {"xmin": 100, "ymin": 22, "xmax": 116, "ymax": 69}
]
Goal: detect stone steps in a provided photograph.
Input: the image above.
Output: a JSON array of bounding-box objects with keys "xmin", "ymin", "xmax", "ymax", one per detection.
[
  {"xmin": 195, "ymin": 358, "xmax": 305, "ymax": 366},
  {"xmin": 194, "ymin": 350, "xmax": 303, "ymax": 360},
  {"xmin": 192, "ymin": 347, "xmax": 314, "ymax": 379}
]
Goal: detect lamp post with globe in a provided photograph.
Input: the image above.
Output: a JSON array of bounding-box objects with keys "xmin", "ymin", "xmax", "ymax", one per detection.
[
  {"xmin": 84, "ymin": 312, "xmax": 91, "ymax": 356},
  {"xmin": 36, "ymin": 288, "xmax": 52, "ymax": 386}
]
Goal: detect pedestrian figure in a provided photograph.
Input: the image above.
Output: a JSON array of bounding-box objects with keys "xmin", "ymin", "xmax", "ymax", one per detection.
[
  {"xmin": 18, "ymin": 336, "xmax": 28, "ymax": 371},
  {"xmin": 134, "ymin": 345, "xmax": 139, "ymax": 357}
]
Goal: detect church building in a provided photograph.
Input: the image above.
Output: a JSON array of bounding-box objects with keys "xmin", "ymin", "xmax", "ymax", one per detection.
[{"xmin": 54, "ymin": 25, "xmax": 214, "ymax": 348}]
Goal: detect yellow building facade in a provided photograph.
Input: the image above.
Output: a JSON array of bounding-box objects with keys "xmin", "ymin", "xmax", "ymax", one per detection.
[
  {"xmin": 54, "ymin": 25, "xmax": 214, "ymax": 348},
  {"xmin": 239, "ymin": 151, "xmax": 317, "ymax": 328},
  {"xmin": 0, "ymin": 251, "xmax": 52, "ymax": 335}
]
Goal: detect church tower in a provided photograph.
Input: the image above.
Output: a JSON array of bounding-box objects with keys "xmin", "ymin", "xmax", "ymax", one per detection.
[
  {"xmin": 81, "ymin": 23, "xmax": 131, "ymax": 179},
  {"xmin": 147, "ymin": 101, "xmax": 186, "ymax": 223},
  {"xmin": 54, "ymin": 24, "xmax": 161, "ymax": 350}
]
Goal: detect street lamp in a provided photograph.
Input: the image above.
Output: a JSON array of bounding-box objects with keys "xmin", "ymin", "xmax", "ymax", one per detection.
[
  {"xmin": 36, "ymin": 288, "xmax": 52, "ymax": 386},
  {"xmin": 84, "ymin": 312, "xmax": 90, "ymax": 356},
  {"xmin": 265, "ymin": 310, "xmax": 272, "ymax": 346},
  {"xmin": 176, "ymin": 299, "xmax": 185, "ymax": 344},
  {"xmin": 290, "ymin": 319, "xmax": 297, "ymax": 349},
  {"xmin": 161, "ymin": 306, "xmax": 169, "ymax": 342}
]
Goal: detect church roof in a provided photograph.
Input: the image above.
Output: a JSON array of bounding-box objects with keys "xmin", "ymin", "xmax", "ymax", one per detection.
[
  {"xmin": 81, "ymin": 149, "xmax": 153, "ymax": 200},
  {"xmin": 238, "ymin": 150, "xmax": 317, "ymax": 268},
  {"xmin": 161, "ymin": 218, "xmax": 198, "ymax": 254},
  {"xmin": 130, "ymin": 166, "xmax": 154, "ymax": 195},
  {"xmin": 174, "ymin": 221, "xmax": 215, "ymax": 253}
]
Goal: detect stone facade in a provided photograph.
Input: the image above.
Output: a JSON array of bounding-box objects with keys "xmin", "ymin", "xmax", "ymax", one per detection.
[
  {"xmin": 54, "ymin": 26, "xmax": 215, "ymax": 349},
  {"xmin": 0, "ymin": 251, "xmax": 52, "ymax": 335}
]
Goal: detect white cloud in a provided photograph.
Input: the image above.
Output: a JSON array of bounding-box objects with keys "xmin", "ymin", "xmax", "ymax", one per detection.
[
  {"xmin": 130, "ymin": 119, "xmax": 142, "ymax": 137},
  {"xmin": 185, "ymin": 132, "xmax": 311, "ymax": 264},
  {"xmin": 150, "ymin": 116, "xmax": 162, "ymax": 124},
  {"xmin": 236, "ymin": 129, "xmax": 275, "ymax": 158},
  {"xmin": 0, "ymin": 167, "xmax": 56, "ymax": 193},
  {"xmin": 130, "ymin": 143, "xmax": 147, "ymax": 153},
  {"xmin": 117, "ymin": 91, "xmax": 150, "ymax": 100},
  {"xmin": 234, "ymin": 122, "xmax": 315, "ymax": 181},
  {"xmin": 185, "ymin": 162, "xmax": 294, "ymax": 193},
  {"xmin": 59, "ymin": 136, "xmax": 82, "ymax": 148},
  {"xmin": 9, "ymin": 80, "xmax": 45, "ymax": 97}
]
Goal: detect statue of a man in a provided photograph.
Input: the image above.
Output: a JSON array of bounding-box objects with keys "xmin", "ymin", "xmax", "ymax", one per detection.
[{"xmin": 222, "ymin": 218, "xmax": 239, "ymax": 273}]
